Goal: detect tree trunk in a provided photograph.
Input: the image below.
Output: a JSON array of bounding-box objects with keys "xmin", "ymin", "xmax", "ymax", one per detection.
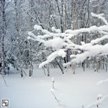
[{"xmin": 0, "ymin": 0, "xmax": 6, "ymax": 75}]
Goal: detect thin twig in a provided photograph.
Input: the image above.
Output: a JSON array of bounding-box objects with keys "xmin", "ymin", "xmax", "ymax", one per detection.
[{"xmin": 0, "ymin": 74, "xmax": 8, "ymax": 87}]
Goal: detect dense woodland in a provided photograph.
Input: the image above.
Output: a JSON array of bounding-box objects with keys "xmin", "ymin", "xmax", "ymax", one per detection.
[{"xmin": 0, "ymin": 0, "xmax": 108, "ymax": 77}]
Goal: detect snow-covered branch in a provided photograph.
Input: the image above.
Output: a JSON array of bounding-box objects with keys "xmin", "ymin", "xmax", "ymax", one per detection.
[
  {"xmin": 91, "ymin": 12, "xmax": 108, "ymax": 25},
  {"xmin": 39, "ymin": 49, "xmax": 66, "ymax": 68},
  {"xmin": 28, "ymin": 12, "xmax": 108, "ymax": 68}
]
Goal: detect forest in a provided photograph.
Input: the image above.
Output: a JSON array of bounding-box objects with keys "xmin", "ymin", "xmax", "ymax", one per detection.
[{"xmin": 0, "ymin": 0, "xmax": 108, "ymax": 108}]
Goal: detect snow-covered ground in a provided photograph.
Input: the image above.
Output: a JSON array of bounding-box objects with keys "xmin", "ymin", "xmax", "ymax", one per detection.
[{"xmin": 0, "ymin": 68, "xmax": 108, "ymax": 108}]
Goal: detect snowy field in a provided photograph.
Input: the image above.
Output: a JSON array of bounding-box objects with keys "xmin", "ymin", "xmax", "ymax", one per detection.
[{"xmin": 0, "ymin": 68, "xmax": 108, "ymax": 108}]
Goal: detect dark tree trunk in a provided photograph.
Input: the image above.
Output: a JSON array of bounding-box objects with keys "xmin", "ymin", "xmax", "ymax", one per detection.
[{"xmin": 0, "ymin": 0, "xmax": 6, "ymax": 75}]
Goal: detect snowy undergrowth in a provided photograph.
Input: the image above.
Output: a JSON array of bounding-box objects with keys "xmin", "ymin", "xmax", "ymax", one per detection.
[{"xmin": 0, "ymin": 68, "xmax": 108, "ymax": 108}]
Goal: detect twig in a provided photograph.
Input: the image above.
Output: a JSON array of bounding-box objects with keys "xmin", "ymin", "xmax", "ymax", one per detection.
[
  {"xmin": 0, "ymin": 74, "xmax": 8, "ymax": 87},
  {"xmin": 51, "ymin": 88, "xmax": 61, "ymax": 105}
]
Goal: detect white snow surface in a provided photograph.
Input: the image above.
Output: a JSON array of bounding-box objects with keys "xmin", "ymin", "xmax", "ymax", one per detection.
[{"xmin": 0, "ymin": 67, "xmax": 108, "ymax": 108}]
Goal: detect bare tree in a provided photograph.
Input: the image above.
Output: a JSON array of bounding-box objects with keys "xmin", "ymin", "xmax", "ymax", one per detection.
[{"xmin": 0, "ymin": 0, "xmax": 6, "ymax": 74}]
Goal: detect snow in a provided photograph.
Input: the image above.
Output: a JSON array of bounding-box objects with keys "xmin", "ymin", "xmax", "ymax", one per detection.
[
  {"xmin": 51, "ymin": 27, "xmax": 61, "ymax": 33},
  {"xmin": 34, "ymin": 25, "xmax": 43, "ymax": 30},
  {"xmin": 28, "ymin": 12, "xmax": 108, "ymax": 68},
  {"xmin": 91, "ymin": 13, "xmax": 108, "ymax": 25},
  {"xmin": 0, "ymin": 68, "xmax": 108, "ymax": 108},
  {"xmin": 91, "ymin": 35, "xmax": 108, "ymax": 45},
  {"xmin": 39, "ymin": 49, "xmax": 66, "ymax": 68},
  {"xmin": 28, "ymin": 31, "xmax": 36, "ymax": 37},
  {"xmin": 44, "ymin": 37, "xmax": 65, "ymax": 50},
  {"xmin": 97, "ymin": 79, "xmax": 108, "ymax": 85}
]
